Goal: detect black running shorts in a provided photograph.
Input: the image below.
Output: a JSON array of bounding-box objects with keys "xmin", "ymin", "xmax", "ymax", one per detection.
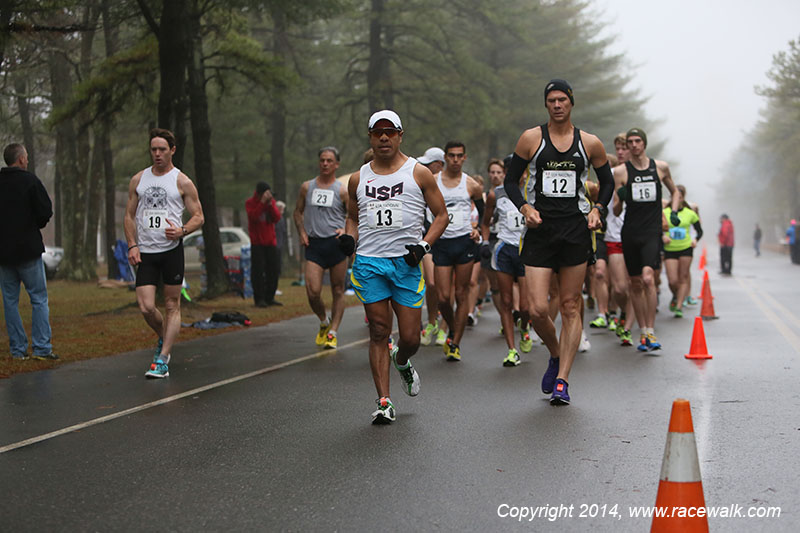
[
  {"xmin": 136, "ymin": 242, "xmax": 184, "ymax": 287},
  {"xmin": 305, "ymin": 236, "xmax": 348, "ymax": 270},
  {"xmin": 621, "ymin": 232, "xmax": 662, "ymax": 276},
  {"xmin": 663, "ymin": 247, "xmax": 694, "ymax": 260},
  {"xmin": 432, "ymin": 234, "xmax": 478, "ymax": 267},
  {"xmin": 521, "ymin": 214, "xmax": 592, "ymax": 270}
]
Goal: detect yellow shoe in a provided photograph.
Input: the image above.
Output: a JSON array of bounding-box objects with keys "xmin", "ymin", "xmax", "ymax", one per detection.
[
  {"xmin": 315, "ymin": 322, "xmax": 331, "ymax": 345},
  {"xmin": 323, "ymin": 332, "xmax": 337, "ymax": 349},
  {"xmin": 445, "ymin": 342, "xmax": 461, "ymax": 361}
]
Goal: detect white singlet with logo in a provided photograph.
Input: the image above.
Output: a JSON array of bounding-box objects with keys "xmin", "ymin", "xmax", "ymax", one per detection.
[
  {"xmin": 438, "ymin": 172, "xmax": 473, "ymax": 239},
  {"xmin": 135, "ymin": 166, "xmax": 184, "ymax": 253},
  {"xmin": 494, "ymin": 186, "xmax": 526, "ymax": 246},
  {"xmin": 605, "ymin": 173, "xmax": 625, "ymax": 243},
  {"xmin": 356, "ymin": 157, "xmax": 426, "ymax": 257}
]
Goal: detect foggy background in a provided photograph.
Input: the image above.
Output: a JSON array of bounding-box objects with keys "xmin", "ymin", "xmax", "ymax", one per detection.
[{"xmin": 599, "ymin": 0, "xmax": 800, "ymax": 242}]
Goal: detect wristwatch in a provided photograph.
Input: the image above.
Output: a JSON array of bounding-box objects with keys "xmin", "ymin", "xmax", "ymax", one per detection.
[
  {"xmin": 182, "ymin": 226, "xmax": 187, "ymax": 236},
  {"xmin": 418, "ymin": 240, "xmax": 431, "ymax": 254}
]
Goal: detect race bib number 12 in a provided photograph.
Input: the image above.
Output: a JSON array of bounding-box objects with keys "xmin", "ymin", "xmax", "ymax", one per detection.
[
  {"xmin": 367, "ymin": 201, "xmax": 403, "ymax": 229},
  {"xmin": 542, "ymin": 170, "xmax": 576, "ymax": 197}
]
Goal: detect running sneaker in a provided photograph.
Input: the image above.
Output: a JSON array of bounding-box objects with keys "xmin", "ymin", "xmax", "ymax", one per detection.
[
  {"xmin": 503, "ymin": 348, "xmax": 521, "ymax": 367},
  {"xmin": 315, "ymin": 321, "xmax": 331, "ymax": 345},
  {"xmin": 673, "ymin": 309, "xmax": 683, "ymax": 318},
  {"xmin": 647, "ymin": 333, "xmax": 662, "ymax": 351},
  {"xmin": 435, "ymin": 329, "xmax": 448, "ymax": 346},
  {"xmin": 619, "ymin": 329, "xmax": 633, "ymax": 346},
  {"xmin": 519, "ymin": 330, "xmax": 533, "ymax": 353},
  {"xmin": 442, "ymin": 337, "xmax": 453, "ymax": 355},
  {"xmin": 586, "ymin": 296, "xmax": 595, "ymax": 310},
  {"xmin": 684, "ymin": 296, "xmax": 699, "ymax": 307},
  {"xmin": 154, "ymin": 337, "xmax": 163, "ymax": 362},
  {"xmin": 550, "ymin": 378, "xmax": 570, "ymax": 405},
  {"xmin": 420, "ymin": 323, "xmax": 438, "ymax": 346},
  {"xmin": 445, "ymin": 342, "xmax": 461, "ymax": 361},
  {"xmin": 669, "ymin": 298, "xmax": 678, "ymax": 313},
  {"xmin": 371, "ymin": 397, "xmax": 396, "ymax": 424},
  {"xmin": 637, "ymin": 334, "xmax": 649, "ymax": 352},
  {"xmin": 391, "ymin": 344, "xmax": 420, "ymax": 396},
  {"xmin": 607, "ymin": 316, "xmax": 619, "ymax": 332},
  {"xmin": 467, "ymin": 313, "xmax": 478, "ymax": 327},
  {"xmin": 578, "ymin": 331, "xmax": 591, "ymax": 353},
  {"xmin": 590, "ymin": 314, "xmax": 607, "ymax": 328},
  {"xmin": 541, "ymin": 357, "xmax": 559, "ymax": 394},
  {"xmin": 145, "ymin": 358, "xmax": 169, "ymax": 378},
  {"xmin": 323, "ymin": 332, "xmax": 338, "ymax": 349}
]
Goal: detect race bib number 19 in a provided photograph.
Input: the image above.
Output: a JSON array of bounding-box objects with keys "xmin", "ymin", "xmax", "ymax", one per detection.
[
  {"xmin": 542, "ymin": 170, "xmax": 576, "ymax": 197},
  {"xmin": 311, "ymin": 189, "xmax": 335, "ymax": 207},
  {"xmin": 367, "ymin": 201, "xmax": 403, "ymax": 229},
  {"xmin": 143, "ymin": 209, "xmax": 168, "ymax": 231}
]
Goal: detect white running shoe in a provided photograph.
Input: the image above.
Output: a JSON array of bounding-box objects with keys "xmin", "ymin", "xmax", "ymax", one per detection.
[{"xmin": 578, "ymin": 331, "xmax": 591, "ymax": 353}]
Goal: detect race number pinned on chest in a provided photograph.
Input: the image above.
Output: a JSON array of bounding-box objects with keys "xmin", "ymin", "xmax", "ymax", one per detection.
[
  {"xmin": 143, "ymin": 209, "xmax": 168, "ymax": 231},
  {"xmin": 632, "ymin": 182, "xmax": 657, "ymax": 202},
  {"xmin": 669, "ymin": 227, "xmax": 687, "ymax": 240},
  {"xmin": 542, "ymin": 170, "xmax": 576, "ymax": 197},
  {"xmin": 367, "ymin": 201, "xmax": 403, "ymax": 229},
  {"xmin": 506, "ymin": 211, "xmax": 525, "ymax": 230},
  {"xmin": 447, "ymin": 207, "xmax": 464, "ymax": 227},
  {"xmin": 311, "ymin": 189, "xmax": 335, "ymax": 208}
]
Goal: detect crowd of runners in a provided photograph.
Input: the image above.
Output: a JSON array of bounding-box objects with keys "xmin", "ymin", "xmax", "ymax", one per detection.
[{"xmin": 120, "ymin": 79, "xmax": 704, "ymax": 424}]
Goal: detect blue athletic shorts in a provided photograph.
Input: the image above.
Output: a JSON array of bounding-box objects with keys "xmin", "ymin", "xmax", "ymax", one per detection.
[
  {"xmin": 350, "ymin": 255, "xmax": 425, "ymax": 308},
  {"xmin": 492, "ymin": 241, "xmax": 525, "ymax": 278}
]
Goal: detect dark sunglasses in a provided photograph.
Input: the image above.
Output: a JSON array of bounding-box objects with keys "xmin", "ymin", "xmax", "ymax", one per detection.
[{"xmin": 369, "ymin": 128, "xmax": 400, "ymax": 138}]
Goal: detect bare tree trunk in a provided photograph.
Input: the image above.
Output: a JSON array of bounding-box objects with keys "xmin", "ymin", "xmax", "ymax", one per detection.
[
  {"xmin": 14, "ymin": 77, "xmax": 36, "ymax": 175},
  {"xmin": 101, "ymin": 0, "xmax": 119, "ymax": 279},
  {"xmin": 269, "ymin": 8, "xmax": 289, "ymax": 202},
  {"xmin": 187, "ymin": 2, "xmax": 226, "ymax": 297},
  {"xmin": 367, "ymin": 0, "xmax": 393, "ymax": 112},
  {"xmin": 156, "ymin": 0, "xmax": 189, "ymax": 168}
]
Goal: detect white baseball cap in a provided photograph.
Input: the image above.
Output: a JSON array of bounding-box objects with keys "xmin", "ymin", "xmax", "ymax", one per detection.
[
  {"xmin": 368, "ymin": 109, "xmax": 403, "ymax": 130},
  {"xmin": 417, "ymin": 147, "xmax": 445, "ymax": 165}
]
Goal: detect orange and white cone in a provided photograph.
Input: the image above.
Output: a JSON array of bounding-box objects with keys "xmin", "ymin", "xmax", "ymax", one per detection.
[{"xmin": 651, "ymin": 399, "xmax": 708, "ymax": 533}]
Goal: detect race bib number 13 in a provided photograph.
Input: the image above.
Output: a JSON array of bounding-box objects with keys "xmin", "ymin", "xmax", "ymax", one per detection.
[
  {"xmin": 542, "ymin": 170, "xmax": 576, "ymax": 197},
  {"xmin": 143, "ymin": 209, "xmax": 168, "ymax": 231},
  {"xmin": 367, "ymin": 201, "xmax": 403, "ymax": 229}
]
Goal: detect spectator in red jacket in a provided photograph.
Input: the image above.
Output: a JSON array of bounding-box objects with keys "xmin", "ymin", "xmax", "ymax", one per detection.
[
  {"xmin": 718, "ymin": 214, "xmax": 734, "ymax": 275},
  {"xmin": 246, "ymin": 181, "xmax": 282, "ymax": 306}
]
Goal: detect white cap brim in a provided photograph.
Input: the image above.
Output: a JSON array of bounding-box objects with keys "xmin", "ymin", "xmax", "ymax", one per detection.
[{"xmin": 368, "ymin": 109, "xmax": 403, "ymax": 130}]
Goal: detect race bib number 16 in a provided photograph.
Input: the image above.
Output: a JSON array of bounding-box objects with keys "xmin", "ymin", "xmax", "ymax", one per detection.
[
  {"xmin": 542, "ymin": 170, "xmax": 576, "ymax": 197},
  {"xmin": 367, "ymin": 201, "xmax": 403, "ymax": 229},
  {"xmin": 632, "ymin": 182, "xmax": 657, "ymax": 202}
]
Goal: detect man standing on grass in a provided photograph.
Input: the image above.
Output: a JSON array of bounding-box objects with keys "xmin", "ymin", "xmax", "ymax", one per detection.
[
  {"xmin": 0, "ymin": 143, "xmax": 57, "ymax": 361},
  {"xmin": 124, "ymin": 128, "xmax": 204, "ymax": 378}
]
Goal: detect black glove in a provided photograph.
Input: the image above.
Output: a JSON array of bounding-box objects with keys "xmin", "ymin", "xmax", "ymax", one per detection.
[
  {"xmin": 479, "ymin": 242, "xmax": 492, "ymax": 260},
  {"xmin": 403, "ymin": 244, "xmax": 426, "ymax": 266},
  {"xmin": 338, "ymin": 234, "xmax": 355, "ymax": 256},
  {"xmin": 616, "ymin": 185, "xmax": 627, "ymax": 202},
  {"xmin": 670, "ymin": 211, "xmax": 681, "ymax": 227}
]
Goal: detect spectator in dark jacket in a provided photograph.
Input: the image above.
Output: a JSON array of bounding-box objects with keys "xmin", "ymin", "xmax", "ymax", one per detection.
[
  {"xmin": 245, "ymin": 181, "xmax": 282, "ymax": 306},
  {"xmin": 0, "ymin": 143, "xmax": 58, "ymax": 360},
  {"xmin": 718, "ymin": 214, "xmax": 734, "ymax": 275}
]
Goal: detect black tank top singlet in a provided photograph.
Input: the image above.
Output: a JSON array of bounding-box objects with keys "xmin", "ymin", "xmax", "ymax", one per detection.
[
  {"xmin": 528, "ymin": 124, "xmax": 590, "ymax": 219},
  {"xmin": 622, "ymin": 158, "xmax": 662, "ymax": 235}
]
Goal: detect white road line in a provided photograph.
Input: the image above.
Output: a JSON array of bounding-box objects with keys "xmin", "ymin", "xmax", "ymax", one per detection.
[
  {"xmin": 736, "ymin": 278, "xmax": 800, "ymax": 354},
  {"xmin": 0, "ymin": 337, "xmax": 371, "ymax": 454}
]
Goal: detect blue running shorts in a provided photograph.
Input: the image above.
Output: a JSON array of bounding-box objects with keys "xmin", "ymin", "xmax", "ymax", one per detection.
[{"xmin": 350, "ymin": 255, "xmax": 425, "ymax": 308}]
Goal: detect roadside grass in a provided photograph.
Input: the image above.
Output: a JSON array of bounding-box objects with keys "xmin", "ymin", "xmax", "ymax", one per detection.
[{"xmin": 0, "ymin": 273, "xmax": 360, "ymax": 378}]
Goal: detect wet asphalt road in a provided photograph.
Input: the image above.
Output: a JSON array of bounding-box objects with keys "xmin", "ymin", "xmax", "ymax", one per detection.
[{"xmin": 1, "ymin": 246, "xmax": 798, "ymax": 532}]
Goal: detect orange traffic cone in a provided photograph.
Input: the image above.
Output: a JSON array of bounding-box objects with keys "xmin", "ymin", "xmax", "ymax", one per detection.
[
  {"xmin": 651, "ymin": 399, "xmax": 709, "ymax": 533},
  {"xmin": 685, "ymin": 316, "xmax": 712, "ymax": 359},
  {"xmin": 696, "ymin": 270, "xmax": 709, "ymax": 299},
  {"xmin": 699, "ymin": 275, "xmax": 718, "ymax": 320},
  {"xmin": 697, "ymin": 247, "xmax": 707, "ymax": 271}
]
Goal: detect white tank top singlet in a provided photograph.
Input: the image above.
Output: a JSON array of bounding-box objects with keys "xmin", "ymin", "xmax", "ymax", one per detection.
[
  {"xmin": 356, "ymin": 157, "xmax": 426, "ymax": 257},
  {"xmin": 135, "ymin": 166, "xmax": 184, "ymax": 253}
]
